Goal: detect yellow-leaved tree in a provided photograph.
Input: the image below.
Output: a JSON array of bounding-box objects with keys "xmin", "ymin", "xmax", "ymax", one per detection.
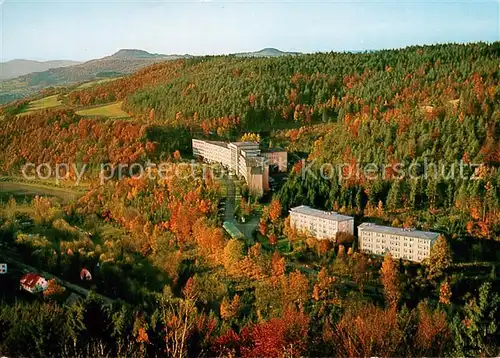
[{"xmin": 380, "ymin": 253, "xmax": 401, "ymax": 308}]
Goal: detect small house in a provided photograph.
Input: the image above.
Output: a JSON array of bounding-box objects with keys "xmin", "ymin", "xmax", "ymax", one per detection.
[
  {"xmin": 80, "ymin": 268, "xmax": 92, "ymax": 281},
  {"xmin": 20, "ymin": 273, "xmax": 48, "ymax": 293}
]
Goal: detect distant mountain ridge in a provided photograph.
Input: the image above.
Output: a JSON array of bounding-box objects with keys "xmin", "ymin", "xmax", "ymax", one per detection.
[
  {"xmin": 0, "ymin": 49, "xmax": 191, "ymax": 104},
  {"xmin": 234, "ymin": 48, "xmax": 301, "ymax": 57},
  {"xmin": 110, "ymin": 49, "xmax": 165, "ymax": 59},
  {"xmin": 104, "ymin": 49, "xmax": 193, "ymax": 61},
  {"xmin": 109, "ymin": 49, "xmax": 188, "ymax": 59},
  {"xmin": 0, "ymin": 48, "xmax": 297, "ymax": 104},
  {"xmin": 0, "ymin": 59, "xmax": 81, "ymax": 80}
]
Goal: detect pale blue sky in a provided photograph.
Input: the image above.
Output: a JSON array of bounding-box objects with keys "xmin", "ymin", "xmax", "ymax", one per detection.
[{"xmin": 0, "ymin": 0, "xmax": 498, "ymax": 61}]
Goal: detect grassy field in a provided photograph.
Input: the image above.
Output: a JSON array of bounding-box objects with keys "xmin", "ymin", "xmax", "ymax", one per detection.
[
  {"xmin": 18, "ymin": 95, "xmax": 63, "ymax": 116},
  {"xmin": 75, "ymin": 78, "xmax": 120, "ymax": 89},
  {"xmin": 76, "ymin": 101, "xmax": 130, "ymax": 119},
  {"xmin": 0, "ymin": 181, "xmax": 82, "ymax": 203}
]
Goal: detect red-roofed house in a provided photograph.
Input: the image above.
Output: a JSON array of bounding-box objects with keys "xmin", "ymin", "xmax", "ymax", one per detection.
[
  {"xmin": 80, "ymin": 268, "xmax": 92, "ymax": 281},
  {"xmin": 20, "ymin": 273, "xmax": 48, "ymax": 293}
]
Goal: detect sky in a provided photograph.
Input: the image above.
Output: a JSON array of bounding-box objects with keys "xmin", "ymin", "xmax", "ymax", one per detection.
[{"xmin": 0, "ymin": 0, "xmax": 498, "ymax": 62}]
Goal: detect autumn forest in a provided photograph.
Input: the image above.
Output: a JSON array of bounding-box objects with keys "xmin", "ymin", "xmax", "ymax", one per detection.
[{"xmin": 0, "ymin": 42, "xmax": 499, "ymax": 357}]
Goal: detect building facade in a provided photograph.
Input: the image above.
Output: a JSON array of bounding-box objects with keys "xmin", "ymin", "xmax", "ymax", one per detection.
[
  {"xmin": 289, "ymin": 205, "xmax": 354, "ymax": 240},
  {"xmin": 262, "ymin": 150, "xmax": 288, "ymax": 172},
  {"xmin": 357, "ymin": 223, "xmax": 439, "ymax": 262},
  {"xmin": 192, "ymin": 139, "xmax": 279, "ymax": 195},
  {"xmin": 192, "ymin": 139, "xmax": 232, "ymax": 168}
]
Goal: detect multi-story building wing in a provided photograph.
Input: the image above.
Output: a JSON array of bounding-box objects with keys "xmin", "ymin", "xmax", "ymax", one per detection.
[
  {"xmin": 192, "ymin": 139, "xmax": 232, "ymax": 168},
  {"xmin": 229, "ymin": 142, "xmax": 261, "ymax": 178},
  {"xmin": 192, "ymin": 139, "xmax": 274, "ymax": 194},
  {"xmin": 357, "ymin": 223, "xmax": 439, "ymax": 262},
  {"xmin": 289, "ymin": 205, "xmax": 354, "ymax": 240}
]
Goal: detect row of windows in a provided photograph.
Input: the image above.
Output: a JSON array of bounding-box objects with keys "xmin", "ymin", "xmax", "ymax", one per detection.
[
  {"xmin": 363, "ymin": 244, "xmax": 421, "ymax": 254},
  {"xmin": 292, "ymin": 221, "xmax": 340, "ymax": 238},
  {"xmin": 291, "ymin": 216, "xmax": 338, "ymax": 227},
  {"xmin": 293, "ymin": 221, "xmax": 337, "ymax": 232},
  {"xmin": 361, "ymin": 232, "xmax": 431, "ymax": 244},
  {"xmin": 361, "ymin": 248, "xmax": 427, "ymax": 262},
  {"xmin": 294, "ymin": 222, "xmax": 335, "ymax": 232},
  {"xmin": 362, "ymin": 238, "xmax": 430, "ymax": 248}
]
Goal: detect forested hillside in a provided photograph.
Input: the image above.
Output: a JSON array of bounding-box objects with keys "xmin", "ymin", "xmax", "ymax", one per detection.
[
  {"xmin": 0, "ymin": 50, "xmax": 188, "ymax": 104},
  {"xmin": 1, "ymin": 42, "xmax": 499, "ymax": 357},
  {"xmin": 8, "ymin": 42, "xmax": 500, "ymax": 239},
  {"xmin": 68, "ymin": 42, "xmax": 498, "ymax": 132}
]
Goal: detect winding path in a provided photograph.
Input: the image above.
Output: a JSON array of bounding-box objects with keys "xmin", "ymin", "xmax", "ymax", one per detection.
[{"xmin": 220, "ymin": 177, "xmax": 258, "ymax": 243}]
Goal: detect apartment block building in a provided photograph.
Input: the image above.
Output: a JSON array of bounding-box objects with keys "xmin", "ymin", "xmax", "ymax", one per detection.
[
  {"xmin": 357, "ymin": 223, "xmax": 439, "ymax": 262},
  {"xmin": 192, "ymin": 139, "xmax": 275, "ymax": 194},
  {"xmin": 192, "ymin": 139, "xmax": 231, "ymax": 167},
  {"xmin": 262, "ymin": 150, "xmax": 287, "ymax": 172},
  {"xmin": 289, "ymin": 205, "xmax": 354, "ymax": 240}
]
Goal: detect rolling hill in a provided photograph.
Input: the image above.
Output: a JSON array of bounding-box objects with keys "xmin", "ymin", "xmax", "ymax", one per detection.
[
  {"xmin": 0, "ymin": 59, "xmax": 81, "ymax": 80},
  {"xmin": 0, "ymin": 48, "xmax": 299, "ymax": 104},
  {"xmin": 234, "ymin": 47, "xmax": 301, "ymax": 57},
  {"xmin": 0, "ymin": 49, "xmax": 191, "ymax": 104}
]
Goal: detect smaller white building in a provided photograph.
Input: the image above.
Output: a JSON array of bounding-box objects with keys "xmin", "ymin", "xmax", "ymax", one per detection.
[
  {"xmin": 357, "ymin": 223, "xmax": 439, "ymax": 262},
  {"xmin": 289, "ymin": 205, "xmax": 354, "ymax": 241}
]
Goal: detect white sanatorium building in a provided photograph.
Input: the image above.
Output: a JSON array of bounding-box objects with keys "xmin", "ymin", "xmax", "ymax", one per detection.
[
  {"xmin": 289, "ymin": 205, "xmax": 354, "ymax": 240},
  {"xmin": 192, "ymin": 139, "xmax": 287, "ymax": 195},
  {"xmin": 357, "ymin": 223, "xmax": 439, "ymax": 262}
]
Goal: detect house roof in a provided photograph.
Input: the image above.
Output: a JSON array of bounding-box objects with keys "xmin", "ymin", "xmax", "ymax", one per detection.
[
  {"xmin": 20, "ymin": 273, "xmax": 43, "ymax": 288},
  {"xmin": 80, "ymin": 268, "xmax": 92, "ymax": 280}
]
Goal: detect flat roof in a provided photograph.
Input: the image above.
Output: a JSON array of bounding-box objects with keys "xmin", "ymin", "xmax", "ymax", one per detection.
[
  {"xmin": 223, "ymin": 221, "xmax": 244, "ymax": 239},
  {"xmin": 192, "ymin": 139, "xmax": 228, "ymax": 148},
  {"xmin": 289, "ymin": 205, "xmax": 354, "ymax": 222},
  {"xmin": 205, "ymin": 140, "xmax": 229, "ymax": 149},
  {"xmin": 358, "ymin": 223, "xmax": 439, "ymax": 241},
  {"xmin": 229, "ymin": 141, "xmax": 259, "ymax": 147}
]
